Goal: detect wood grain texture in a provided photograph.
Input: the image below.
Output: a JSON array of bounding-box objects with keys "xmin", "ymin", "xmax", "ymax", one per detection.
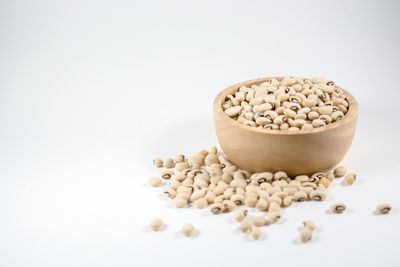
[{"xmin": 213, "ymin": 77, "xmax": 358, "ymax": 176}]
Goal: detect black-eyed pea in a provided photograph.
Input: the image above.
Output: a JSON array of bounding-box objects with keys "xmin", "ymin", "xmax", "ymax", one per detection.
[
  {"xmin": 213, "ymin": 186, "xmax": 225, "ymax": 196},
  {"xmin": 302, "ymin": 182, "xmax": 318, "ymax": 189},
  {"xmin": 329, "ymin": 203, "xmax": 346, "ymax": 213},
  {"xmin": 148, "ymin": 177, "xmax": 162, "ymax": 187},
  {"xmin": 303, "ymin": 220, "xmax": 316, "ymax": 231},
  {"xmin": 234, "ymin": 208, "xmax": 248, "ymax": 222},
  {"xmin": 295, "ymin": 175, "xmax": 309, "ymax": 183},
  {"xmin": 251, "ymin": 216, "xmax": 267, "ymax": 227},
  {"xmin": 219, "ymin": 155, "xmax": 233, "ymax": 168},
  {"xmin": 318, "ymin": 177, "xmax": 331, "ymax": 188},
  {"xmin": 300, "ymin": 186, "xmax": 313, "ymax": 196},
  {"xmin": 308, "ymin": 111, "xmax": 320, "ymax": 120},
  {"xmin": 376, "ymin": 203, "xmax": 392, "ymax": 214},
  {"xmin": 273, "ymin": 115, "xmax": 288, "ymax": 125},
  {"xmin": 268, "ymin": 201, "xmax": 281, "ymax": 213},
  {"xmin": 164, "ymin": 188, "xmax": 177, "ymax": 199},
  {"xmin": 181, "ymin": 223, "xmax": 195, "ymax": 237},
  {"xmin": 283, "ymin": 187, "xmax": 298, "ymax": 195},
  {"xmin": 256, "ymin": 198, "xmax": 269, "ymax": 211},
  {"xmin": 225, "ymin": 106, "xmax": 242, "ymax": 117},
  {"xmin": 175, "ymin": 154, "xmax": 185, "ymax": 163},
  {"xmin": 284, "ymin": 108, "xmax": 297, "ymax": 119},
  {"xmin": 188, "ymin": 154, "xmax": 204, "ymax": 167},
  {"xmin": 310, "ymin": 173, "xmax": 325, "ymax": 182},
  {"xmin": 319, "ymin": 114, "xmax": 332, "ymax": 124},
  {"xmin": 283, "ymin": 195, "xmax": 294, "ymax": 207},
  {"xmin": 280, "ymin": 123, "xmax": 290, "ymax": 130},
  {"xmin": 231, "ymin": 194, "xmax": 245, "ymax": 205},
  {"xmin": 301, "ymin": 123, "xmax": 313, "ymax": 130},
  {"xmin": 331, "ymin": 110, "xmax": 344, "ymax": 122},
  {"xmin": 344, "ymin": 173, "xmax": 357, "ymax": 185},
  {"xmin": 239, "ymin": 220, "xmax": 251, "ymax": 233},
  {"xmin": 163, "ymin": 157, "xmax": 175, "ymax": 168},
  {"xmin": 222, "ymin": 172, "xmax": 233, "ymax": 184},
  {"xmin": 259, "ymin": 182, "xmax": 272, "ymax": 190},
  {"xmin": 288, "ymin": 180, "xmax": 302, "ymax": 188},
  {"xmin": 294, "ymin": 191, "xmax": 307, "ymax": 202},
  {"xmin": 295, "ymin": 113, "xmax": 307, "ymax": 120},
  {"xmin": 333, "ymin": 165, "xmax": 347, "ymax": 177},
  {"xmin": 299, "ymin": 227, "xmax": 313, "ymax": 243},
  {"xmin": 318, "ymin": 106, "xmax": 333, "ymax": 115},
  {"xmin": 312, "ymin": 119, "xmax": 326, "ymax": 128},
  {"xmin": 250, "ymin": 226, "xmax": 262, "ymax": 240},
  {"xmin": 274, "ymin": 171, "xmax": 288, "ymax": 181},
  {"xmin": 208, "ymin": 146, "xmax": 218, "ymax": 155},
  {"xmin": 214, "ymin": 195, "xmax": 227, "ymax": 204},
  {"xmin": 302, "ymin": 98, "xmax": 317, "ymax": 108},
  {"xmin": 204, "ymin": 153, "xmax": 219, "ymax": 166},
  {"xmin": 310, "ymin": 190, "xmax": 326, "ymax": 201},
  {"xmin": 245, "ymin": 190, "xmax": 258, "ymax": 199},
  {"xmin": 153, "ymin": 158, "xmax": 163, "ymax": 168},
  {"xmin": 172, "ymin": 197, "xmax": 188, "ymax": 208},
  {"xmin": 223, "ymin": 200, "xmax": 236, "ymax": 212},
  {"xmin": 177, "ymin": 185, "xmax": 192, "ymax": 195},
  {"xmin": 204, "ymin": 191, "xmax": 216, "ymax": 203},
  {"xmin": 257, "ymin": 172, "xmax": 274, "ymax": 183},
  {"xmin": 193, "ymin": 198, "xmax": 208, "ymax": 209},
  {"xmin": 258, "ymin": 190, "xmax": 269, "ymax": 200},
  {"xmin": 161, "ymin": 170, "xmax": 174, "ymax": 180},
  {"xmin": 190, "ymin": 188, "xmax": 206, "ymax": 202},
  {"xmin": 175, "ymin": 162, "xmax": 190, "ymax": 172},
  {"xmin": 181, "ymin": 178, "xmax": 194, "ymax": 187},
  {"xmin": 230, "ymin": 179, "xmax": 247, "ymax": 188},
  {"xmin": 267, "ymin": 212, "xmax": 281, "ymax": 224},
  {"xmin": 150, "ymin": 218, "xmax": 163, "ymax": 231},
  {"xmin": 264, "ymin": 124, "xmax": 279, "ymax": 130},
  {"xmin": 209, "ymin": 203, "xmax": 224, "ymax": 214},
  {"xmin": 245, "ymin": 197, "xmax": 258, "ymax": 207}
]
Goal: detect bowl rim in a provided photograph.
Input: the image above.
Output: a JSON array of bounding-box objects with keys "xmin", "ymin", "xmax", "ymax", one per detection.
[{"xmin": 214, "ymin": 77, "xmax": 358, "ymax": 136}]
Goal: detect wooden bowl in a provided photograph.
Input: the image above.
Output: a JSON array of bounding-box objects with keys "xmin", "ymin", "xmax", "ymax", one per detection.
[{"xmin": 213, "ymin": 77, "xmax": 358, "ymax": 176}]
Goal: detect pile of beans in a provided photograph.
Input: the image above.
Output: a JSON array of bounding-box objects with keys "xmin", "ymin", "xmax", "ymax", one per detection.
[
  {"xmin": 147, "ymin": 146, "xmax": 392, "ymax": 241},
  {"xmin": 222, "ymin": 77, "xmax": 349, "ymax": 131}
]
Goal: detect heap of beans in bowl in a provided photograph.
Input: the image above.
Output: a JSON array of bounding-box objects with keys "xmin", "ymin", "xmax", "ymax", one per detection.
[{"xmin": 222, "ymin": 77, "xmax": 349, "ymax": 131}]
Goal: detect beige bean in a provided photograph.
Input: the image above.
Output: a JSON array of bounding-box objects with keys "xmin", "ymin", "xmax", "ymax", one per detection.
[
  {"xmin": 299, "ymin": 227, "xmax": 313, "ymax": 243},
  {"xmin": 376, "ymin": 203, "xmax": 392, "ymax": 214},
  {"xmin": 251, "ymin": 216, "xmax": 267, "ymax": 227},
  {"xmin": 148, "ymin": 177, "xmax": 162, "ymax": 187},
  {"xmin": 344, "ymin": 173, "xmax": 356, "ymax": 185},
  {"xmin": 164, "ymin": 157, "xmax": 175, "ymax": 168},
  {"xmin": 150, "ymin": 218, "xmax": 163, "ymax": 231},
  {"xmin": 334, "ymin": 165, "xmax": 347, "ymax": 177},
  {"xmin": 330, "ymin": 203, "xmax": 346, "ymax": 213},
  {"xmin": 239, "ymin": 220, "xmax": 251, "ymax": 233},
  {"xmin": 250, "ymin": 226, "xmax": 262, "ymax": 240},
  {"xmin": 181, "ymin": 223, "xmax": 195, "ymax": 237},
  {"xmin": 303, "ymin": 220, "xmax": 316, "ymax": 231},
  {"xmin": 153, "ymin": 158, "xmax": 163, "ymax": 167}
]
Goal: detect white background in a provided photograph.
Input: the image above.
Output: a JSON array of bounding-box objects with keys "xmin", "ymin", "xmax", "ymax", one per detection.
[{"xmin": 1, "ymin": 0, "xmax": 400, "ymax": 266}]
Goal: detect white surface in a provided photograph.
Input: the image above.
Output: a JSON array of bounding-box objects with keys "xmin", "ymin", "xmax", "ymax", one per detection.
[{"xmin": 1, "ymin": 0, "xmax": 400, "ymax": 266}]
